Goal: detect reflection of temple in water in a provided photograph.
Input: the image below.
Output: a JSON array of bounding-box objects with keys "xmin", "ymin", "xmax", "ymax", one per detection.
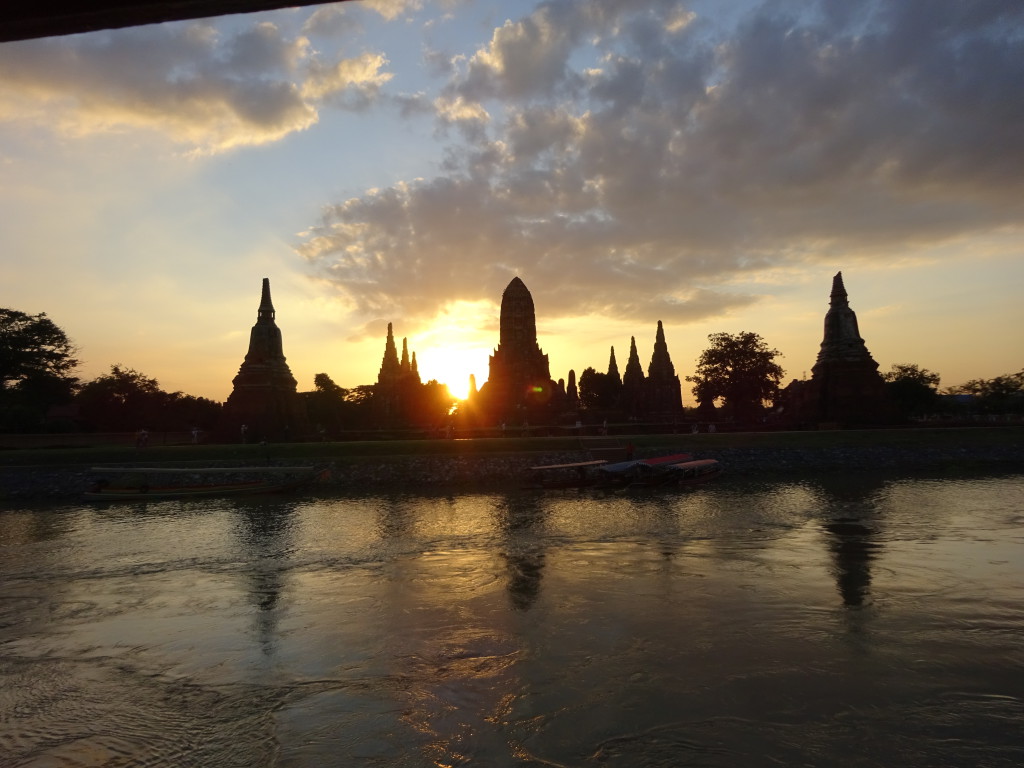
[
  {"xmin": 233, "ymin": 503, "xmax": 295, "ymax": 656},
  {"xmin": 493, "ymin": 494, "xmax": 548, "ymax": 611},
  {"xmin": 824, "ymin": 517, "xmax": 881, "ymax": 608},
  {"xmin": 812, "ymin": 476, "xmax": 886, "ymax": 608}
]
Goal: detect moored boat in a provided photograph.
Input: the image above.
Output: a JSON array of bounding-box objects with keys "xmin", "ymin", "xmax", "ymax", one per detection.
[
  {"xmin": 530, "ymin": 452, "xmax": 712, "ymax": 490},
  {"xmin": 528, "ymin": 459, "xmax": 610, "ymax": 489},
  {"xmin": 597, "ymin": 455, "xmax": 722, "ymax": 490},
  {"xmin": 662, "ymin": 458, "xmax": 723, "ymax": 486}
]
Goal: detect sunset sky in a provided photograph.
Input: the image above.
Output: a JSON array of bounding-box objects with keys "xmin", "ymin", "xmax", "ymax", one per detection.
[{"xmin": 1, "ymin": 0, "xmax": 1021, "ymax": 402}]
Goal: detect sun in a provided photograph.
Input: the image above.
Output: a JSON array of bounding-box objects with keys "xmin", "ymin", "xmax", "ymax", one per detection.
[
  {"xmin": 415, "ymin": 345, "xmax": 488, "ymax": 400},
  {"xmin": 408, "ymin": 301, "xmax": 496, "ymax": 401}
]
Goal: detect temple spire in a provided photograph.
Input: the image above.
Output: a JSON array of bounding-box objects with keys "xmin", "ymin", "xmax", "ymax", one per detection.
[
  {"xmin": 608, "ymin": 346, "xmax": 621, "ymax": 386},
  {"xmin": 830, "ymin": 271, "xmax": 849, "ymax": 307},
  {"xmin": 378, "ymin": 322, "xmax": 402, "ymax": 385},
  {"xmin": 257, "ymin": 277, "xmax": 276, "ymax": 323},
  {"xmin": 644, "ymin": 320, "xmax": 684, "ymax": 413},
  {"xmin": 623, "ymin": 336, "xmax": 645, "ymax": 387},
  {"xmin": 483, "ymin": 276, "xmax": 553, "ymax": 420},
  {"xmin": 815, "ymin": 271, "xmax": 875, "ymax": 369},
  {"xmin": 220, "ymin": 277, "xmax": 307, "ymax": 441},
  {"xmin": 242, "ymin": 278, "xmax": 285, "ymax": 362},
  {"xmin": 782, "ymin": 271, "xmax": 895, "ymax": 426},
  {"xmin": 498, "ymin": 276, "xmax": 540, "ymax": 350},
  {"xmin": 647, "ymin": 320, "xmax": 677, "ymax": 380}
]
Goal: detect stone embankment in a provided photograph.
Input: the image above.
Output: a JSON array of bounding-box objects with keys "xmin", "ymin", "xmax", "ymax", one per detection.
[{"xmin": 2, "ymin": 441, "xmax": 1022, "ymax": 502}]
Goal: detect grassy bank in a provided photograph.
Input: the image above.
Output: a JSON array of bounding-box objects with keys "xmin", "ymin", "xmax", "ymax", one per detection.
[{"xmin": 2, "ymin": 426, "xmax": 1021, "ymax": 469}]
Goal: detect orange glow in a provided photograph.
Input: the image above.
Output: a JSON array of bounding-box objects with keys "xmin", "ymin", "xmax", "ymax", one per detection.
[
  {"xmin": 416, "ymin": 345, "xmax": 487, "ymax": 400},
  {"xmin": 409, "ymin": 301, "xmax": 495, "ymax": 400}
]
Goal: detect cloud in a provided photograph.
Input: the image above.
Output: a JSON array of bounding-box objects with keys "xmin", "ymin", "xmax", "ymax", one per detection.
[
  {"xmin": 302, "ymin": 4, "xmax": 365, "ymax": 37},
  {"xmin": 456, "ymin": 6, "xmax": 581, "ymax": 101},
  {"xmin": 302, "ymin": 52, "xmax": 393, "ymax": 102},
  {"xmin": 359, "ymin": 0, "xmax": 426, "ymax": 23},
  {"xmin": 302, "ymin": 0, "xmax": 1024, "ymax": 329},
  {"xmin": 0, "ymin": 18, "xmax": 393, "ymax": 152}
]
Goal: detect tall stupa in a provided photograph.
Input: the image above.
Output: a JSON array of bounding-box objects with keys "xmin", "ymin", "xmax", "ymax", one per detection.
[
  {"xmin": 782, "ymin": 272, "xmax": 895, "ymax": 426},
  {"xmin": 220, "ymin": 278, "xmax": 309, "ymax": 441},
  {"xmin": 477, "ymin": 277, "xmax": 558, "ymax": 422}
]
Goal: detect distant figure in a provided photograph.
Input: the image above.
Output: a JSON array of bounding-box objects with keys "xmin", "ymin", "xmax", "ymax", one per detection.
[
  {"xmin": 191, "ymin": 427, "xmax": 200, "ymax": 444},
  {"xmin": 601, "ymin": 419, "xmax": 608, "ymax": 436},
  {"xmin": 708, "ymin": 423, "xmax": 717, "ymax": 433},
  {"xmin": 136, "ymin": 428, "xmax": 149, "ymax": 448},
  {"xmin": 241, "ymin": 424, "xmax": 248, "ymax": 444},
  {"xmin": 691, "ymin": 423, "xmax": 699, "ymax": 434}
]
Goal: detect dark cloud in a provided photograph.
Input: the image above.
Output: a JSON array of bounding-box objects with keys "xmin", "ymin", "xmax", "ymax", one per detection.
[{"xmin": 302, "ymin": 0, "xmax": 1024, "ymax": 328}]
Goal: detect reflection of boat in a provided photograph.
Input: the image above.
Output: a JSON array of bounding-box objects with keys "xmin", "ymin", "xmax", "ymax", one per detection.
[
  {"xmin": 528, "ymin": 459, "xmax": 610, "ymax": 489},
  {"xmin": 598, "ymin": 455, "xmax": 722, "ymax": 489},
  {"xmin": 530, "ymin": 453, "xmax": 720, "ymax": 490},
  {"xmin": 662, "ymin": 458, "xmax": 723, "ymax": 486},
  {"xmin": 84, "ymin": 466, "xmax": 324, "ymax": 501}
]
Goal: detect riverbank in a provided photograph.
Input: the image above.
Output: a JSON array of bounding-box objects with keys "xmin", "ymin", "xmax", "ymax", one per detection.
[{"xmin": 1, "ymin": 427, "xmax": 1022, "ymax": 501}]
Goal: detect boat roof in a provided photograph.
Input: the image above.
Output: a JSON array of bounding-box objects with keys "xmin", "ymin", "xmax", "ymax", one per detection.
[
  {"xmin": 640, "ymin": 453, "xmax": 694, "ymax": 465},
  {"xmin": 599, "ymin": 453, "xmax": 696, "ymax": 473},
  {"xmin": 598, "ymin": 459, "xmax": 645, "ymax": 473},
  {"xmin": 530, "ymin": 460, "xmax": 608, "ymax": 470}
]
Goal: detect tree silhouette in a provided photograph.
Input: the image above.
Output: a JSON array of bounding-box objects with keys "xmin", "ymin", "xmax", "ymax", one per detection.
[
  {"xmin": 953, "ymin": 369, "xmax": 1024, "ymax": 415},
  {"xmin": 305, "ymin": 373, "xmax": 349, "ymax": 436},
  {"xmin": 0, "ymin": 308, "xmax": 79, "ymax": 389},
  {"xmin": 76, "ymin": 364, "xmax": 219, "ymax": 432},
  {"xmin": 687, "ymin": 332, "xmax": 784, "ymax": 423},
  {"xmin": 882, "ymin": 363, "xmax": 940, "ymax": 419},
  {"xmin": 579, "ymin": 367, "xmax": 621, "ymax": 411},
  {"xmin": 0, "ymin": 308, "xmax": 80, "ymax": 431}
]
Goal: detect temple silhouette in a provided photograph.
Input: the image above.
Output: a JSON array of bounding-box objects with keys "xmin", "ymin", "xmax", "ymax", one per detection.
[
  {"xmin": 218, "ymin": 271, "xmax": 900, "ymax": 438},
  {"xmin": 375, "ymin": 322, "xmax": 422, "ymax": 424},
  {"xmin": 474, "ymin": 277, "xmax": 560, "ymax": 423},
  {"xmin": 781, "ymin": 272, "xmax": 895, "ymax": 426},
  {"xmin": 363, "ymin": 276, "xmax": 688, "ymax": 428},
  {"xmin": 466, "ymin": 276, "xmax": 684, "ymax": 424},
  {"xmin": 219, "ymin": 278, "xmax": 309, "ymax": 441},
  {"xmin": 360, "ymin": 276, "xmax": 690, "ymax": 428},
  {"xmin": 644, "ymin": 321, "xmax": 685, "ymax": 416}
]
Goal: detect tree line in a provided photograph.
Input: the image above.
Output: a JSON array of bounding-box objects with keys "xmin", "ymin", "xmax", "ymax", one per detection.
[
  {"xmin": 0, "ymin": 308, "xmax": 220, "ymax": 433},
  {"xmin": 2, "ymin": 306, "xmax": 1021, "ymax": 435}
]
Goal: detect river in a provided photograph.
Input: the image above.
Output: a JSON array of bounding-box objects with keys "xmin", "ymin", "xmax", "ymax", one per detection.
[{"xmin": 2, "ymin": 471, "xmax": 1022, "ymax": 766}]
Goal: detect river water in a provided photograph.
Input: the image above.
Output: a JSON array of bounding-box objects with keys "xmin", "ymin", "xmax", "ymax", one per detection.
[{"xmin": 1, "ymin": 471, "xmax": 1022, "ymax": 767}]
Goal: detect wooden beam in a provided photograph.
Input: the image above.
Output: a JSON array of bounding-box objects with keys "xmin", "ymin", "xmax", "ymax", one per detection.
[{"xmin": 1, "ymin": 1, "xmax": 351, "ymax": 44}]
